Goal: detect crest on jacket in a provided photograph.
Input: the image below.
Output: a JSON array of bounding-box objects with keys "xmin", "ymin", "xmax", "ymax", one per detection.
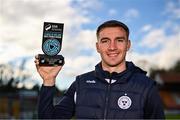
[{"xmin": 118, "ymin": 94, "xmax": 132, "ymax": 109}]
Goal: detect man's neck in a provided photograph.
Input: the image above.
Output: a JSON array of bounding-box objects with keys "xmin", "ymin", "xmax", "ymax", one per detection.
[{"xmin": 101, "ymin": 61, "xmax": 127, "ymax": 73}]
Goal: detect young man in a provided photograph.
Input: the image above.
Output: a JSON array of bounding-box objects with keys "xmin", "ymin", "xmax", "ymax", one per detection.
[{"xmin": 35, "ymin": 20, "xmax": 165, "ymax": 119}]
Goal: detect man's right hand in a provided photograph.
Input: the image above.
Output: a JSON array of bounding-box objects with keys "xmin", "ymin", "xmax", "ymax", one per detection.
[{"xmin": 34, "ymin": 55, "xmax": 63, "ymax": 86}]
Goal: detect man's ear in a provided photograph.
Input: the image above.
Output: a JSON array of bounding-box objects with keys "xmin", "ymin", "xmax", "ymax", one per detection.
[
  {"xmin": 96, "ymin": 42, "xmax": 100, "ymax": 53},
  {"xmin": 127, "ymin": 40, "xmax": 131, "ymax": 51}
]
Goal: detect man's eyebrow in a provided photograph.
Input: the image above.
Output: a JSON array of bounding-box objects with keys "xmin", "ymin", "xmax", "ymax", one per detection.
[
  {"xmin": 100, "ymin": 37, "xmax": 110, "ymax": 40},
  {"xmin": 116, "ymin": 36, "xmax": 126, "ymax": 39},
  {"xmin": 99, "ymin": 36, "xmax": 126, "ymax": 41}
]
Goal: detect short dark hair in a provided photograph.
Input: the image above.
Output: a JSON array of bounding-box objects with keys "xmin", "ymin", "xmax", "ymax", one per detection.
[{"xmin": 96, "ymin": 20, "xmax": 129, "ymax": 38}]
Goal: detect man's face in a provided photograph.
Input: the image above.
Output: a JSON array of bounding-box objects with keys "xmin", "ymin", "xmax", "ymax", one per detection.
[{"xmin": 96, "ymin": 27, "xmax": 131, "ymax": 68}]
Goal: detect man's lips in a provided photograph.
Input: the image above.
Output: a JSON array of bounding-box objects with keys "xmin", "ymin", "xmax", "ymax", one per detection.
[{"xmin": 107, "ymin": 53, "xmax": 119, "ymax": 57}]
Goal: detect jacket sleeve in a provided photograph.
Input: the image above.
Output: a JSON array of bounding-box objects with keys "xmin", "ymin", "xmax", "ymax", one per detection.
[
  {"xmin": 144, "ymin": 83, "xmax": 165, "ymax": 119},
  {"xmin": 38, "ymin": 81, "xmax": 76, "ymax": 119}
]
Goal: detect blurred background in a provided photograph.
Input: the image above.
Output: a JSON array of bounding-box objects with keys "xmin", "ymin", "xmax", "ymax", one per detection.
[{"xmin": 0, "ymin": 0, "xmax": 180, "ymax": 119}]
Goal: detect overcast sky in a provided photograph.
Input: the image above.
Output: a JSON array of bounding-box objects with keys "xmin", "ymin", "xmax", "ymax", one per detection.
[{"xmin": 0, "ymin": 0, "xmax": 180, "ymax": 90}]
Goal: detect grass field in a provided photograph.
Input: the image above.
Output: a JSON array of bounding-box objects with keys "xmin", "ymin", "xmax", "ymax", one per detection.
[{"xmin": 165, "ymin": 114, "xmax": 180, "ymax": 119}]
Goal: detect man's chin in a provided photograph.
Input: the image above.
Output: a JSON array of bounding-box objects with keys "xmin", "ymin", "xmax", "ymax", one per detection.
[
  {"xmin": 107, "ymin": 63, "xmax": 120, "ymax": 67},
  {"xmin": 106, "ymin": 60, "xmax": 125, "ymax": 67}
]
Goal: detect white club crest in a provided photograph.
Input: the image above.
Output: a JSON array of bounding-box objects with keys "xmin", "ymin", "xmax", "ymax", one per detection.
[{"xmin": 118, "ymin": 95, "xmax": 132, "ymax": 109}]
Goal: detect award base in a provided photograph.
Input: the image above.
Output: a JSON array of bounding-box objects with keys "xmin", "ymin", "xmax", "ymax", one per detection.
[{"xmin": 38, "ymin": 54, "xmax": 64, "ymax": 66}]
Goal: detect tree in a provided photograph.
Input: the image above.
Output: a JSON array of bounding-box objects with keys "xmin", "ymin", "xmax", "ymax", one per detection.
[
  {"xmin": 150, "ymin": 60, "xmax": 180, "ymax": 79},
  {"xmin": 170, "ymin": 60, "xmax": 180, "ymax": 72}
]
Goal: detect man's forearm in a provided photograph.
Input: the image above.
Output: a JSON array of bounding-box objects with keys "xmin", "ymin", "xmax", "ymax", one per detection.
[{"xmin": 38, "ymin": 85, "xmax": 55, "ymax": 119}]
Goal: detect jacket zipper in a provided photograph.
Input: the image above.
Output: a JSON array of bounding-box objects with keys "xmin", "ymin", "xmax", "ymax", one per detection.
[{"xmin": 103, "ymin": 74, "xmax": 112, "ymax": 119}]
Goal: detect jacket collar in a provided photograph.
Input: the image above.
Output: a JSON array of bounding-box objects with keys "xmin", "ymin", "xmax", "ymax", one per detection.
[{"xmin": 94, "ymin": 61, "xmax": 147, "ymax": 84}]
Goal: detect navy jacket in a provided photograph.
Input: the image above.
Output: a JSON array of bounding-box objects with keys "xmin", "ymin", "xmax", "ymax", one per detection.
[{"xmin": 38, "ymin": 62, "xmax": 165, "ymax": 119}]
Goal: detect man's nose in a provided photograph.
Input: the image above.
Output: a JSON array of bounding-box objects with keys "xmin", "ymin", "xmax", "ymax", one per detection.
[{"xmin": 109, "ymin": 41, "xmax": 117, "ymax": 50}]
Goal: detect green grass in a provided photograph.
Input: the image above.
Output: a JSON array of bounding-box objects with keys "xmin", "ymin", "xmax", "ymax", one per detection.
[{"xmin": 165, "ymin": 114, "xmax": 180, "ymax": 119}]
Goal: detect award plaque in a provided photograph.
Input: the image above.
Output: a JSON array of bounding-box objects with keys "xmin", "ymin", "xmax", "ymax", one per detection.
[{"xmin": 38, "ymin": 22, "xmax": 64, "ymax": 66}]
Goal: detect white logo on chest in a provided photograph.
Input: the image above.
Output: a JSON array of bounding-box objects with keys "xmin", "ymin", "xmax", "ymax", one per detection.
[
  {"xmin": 118, "ymin": 94, "xmax": 132, "ymax": 109},
  {"xmin": 86, "ymin": 80, "xmax": 96, "ymax": 83}
]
